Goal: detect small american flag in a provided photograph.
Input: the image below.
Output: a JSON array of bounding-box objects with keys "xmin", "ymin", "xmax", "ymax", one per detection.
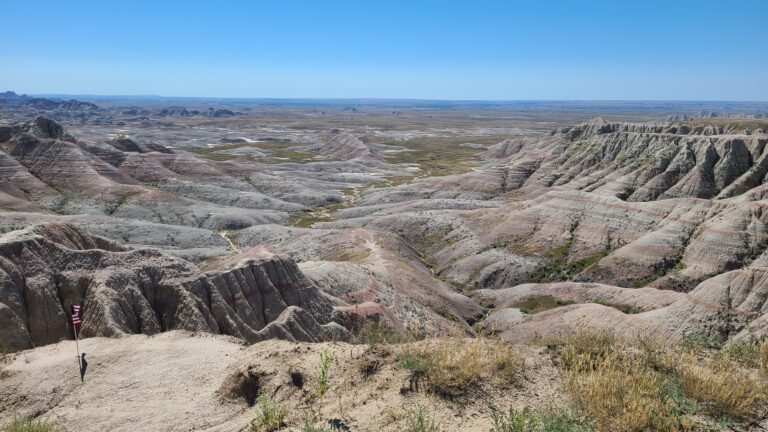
[{"xmin": 71, "ymin": 304, "xmax": 82, "ymax": 329}]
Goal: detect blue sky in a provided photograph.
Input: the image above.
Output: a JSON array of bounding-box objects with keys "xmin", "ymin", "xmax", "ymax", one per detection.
[{"xmin": 1, "ymin": 0, "xmax": 766, "ymax": 100}]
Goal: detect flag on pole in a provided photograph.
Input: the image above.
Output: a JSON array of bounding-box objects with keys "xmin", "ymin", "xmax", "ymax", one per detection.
[{"xmin": 71, "ymin": 304, "xmax": 82, "ymax": 329}]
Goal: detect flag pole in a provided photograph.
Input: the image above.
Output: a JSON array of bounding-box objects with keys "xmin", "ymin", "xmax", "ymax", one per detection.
[
  {"xmin": 74, "ymin": 325, "xmax": 82, "ymax": 372},
  {"xmin": 71, "ymin": 305, "xmax": 82, "ymax": 380}
]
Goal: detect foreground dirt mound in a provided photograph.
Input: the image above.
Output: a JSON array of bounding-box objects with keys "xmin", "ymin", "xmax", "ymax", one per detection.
[
  {"xmin": 6, "ymin": 329, "xmax": 768, "ymax": 431},
  {"xmin": 0, "ymin": 223, "xmax": 344, "ymax": 352},
  {"xmin": 0, "ymin": 332, "xmax": 563, "ymax": 432}
]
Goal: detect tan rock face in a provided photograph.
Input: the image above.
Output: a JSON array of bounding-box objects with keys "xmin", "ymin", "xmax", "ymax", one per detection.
[{"xmin": 0, "ymin": 223, "xmax": 344, "ymax": 352}]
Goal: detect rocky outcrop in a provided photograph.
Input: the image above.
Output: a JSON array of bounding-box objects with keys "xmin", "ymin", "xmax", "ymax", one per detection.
[
  {"xmin": 0, "ymin": 115, "xmax": 75, "ymax": 143},
  {"xmin": 482, "ymin": 118, "xmax": 768, "ymax": 202},
  {"xmin": 0, "ymin": 223, "xmax": 342, "ymax": 352}
]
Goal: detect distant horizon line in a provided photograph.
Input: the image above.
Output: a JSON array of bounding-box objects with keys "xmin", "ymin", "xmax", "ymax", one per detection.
[{"xmin": 23, "ymin": 93, "xmax": 768, "ymax": 104}]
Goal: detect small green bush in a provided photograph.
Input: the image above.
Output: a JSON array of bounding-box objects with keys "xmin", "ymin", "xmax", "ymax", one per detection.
[
  {"xmin": 404, "ymin": 404, "xmax": 439, "ymax": 432},
  {"xmin": 316, "ymin": 349, "xmax": 334, "ymax": 399},
  {"xmin": 250, "ymin": 395, "xmax": 286, "ymax": 432},
  {"xmin": 3, "ymin": 418, "xmax": 59, "ymax": 432},
  {"xmin": 397, "ymin": 351, "xmax": 431, "ymax": 374}
]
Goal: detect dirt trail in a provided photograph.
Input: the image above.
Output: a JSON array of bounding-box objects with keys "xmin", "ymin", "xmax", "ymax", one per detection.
[{"xmin": 219, "ymin": 230, "xmax": 241, "ymax": 253}]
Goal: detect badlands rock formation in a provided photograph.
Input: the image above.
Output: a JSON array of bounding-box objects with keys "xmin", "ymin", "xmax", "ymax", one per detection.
[
  {"xmin": 0, "ymin": 116, "xmax": 356, "ymax": 232},
  {"xmin": 4, "ymin": 112, "xmax": 768, "ymax": 353},
  {"xmin": 302, "ymin": 132, "xmax": 380, "ymax": 161},
  {"xmin": 323, "ymin": 117, "xmax": 768, "ymax": 344},
  {"xmin": 0, "ymin": 223, "xmax": 345, "ymax": 352},
  {"xmin": 0, "ymin": 116, "xmax": 479, "ymax": 351}
]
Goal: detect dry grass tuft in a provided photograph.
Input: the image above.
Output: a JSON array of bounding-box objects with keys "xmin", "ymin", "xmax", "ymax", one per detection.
[
  {"xmin": 548, "ymin": 325, "xmax": 621, "ymax": 372},
  {"xmin": 397, "ymin": 338, "xmax": 525, "ymax": 398},
  {"xmin": 675, "ymin": 353, "xmax": 767, "ymax": 421},
  {"xmin": 352, "ymin": 320, "xmax": 428, "ymax": 346},
  {"xmin": 566, "ymin": 351, "xmax": 666, "ymax": 432},
  {"xmin": 550, "ymin": 325, "xmax": 768, "ymax": 430}
]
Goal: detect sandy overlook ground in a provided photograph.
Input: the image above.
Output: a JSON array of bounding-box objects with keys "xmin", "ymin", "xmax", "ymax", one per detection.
[{"xmin": 3, "ymin": 97, "xmax": 768, "ymax": 430}]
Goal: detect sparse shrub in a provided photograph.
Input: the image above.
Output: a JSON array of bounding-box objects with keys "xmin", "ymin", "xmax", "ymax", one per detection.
[
  {"xmin": 491, "ymin": 406, "xmax": 592, "ymax": 432},
  {"xmin": 404, "ymin": 404, "xmax": 439, "ymax": 432},
  {"xmin": 537, "ymin": 407, "xmax": 594, "ymax": 432},
  {"xmin": 633, "ymin": 333, "xmax": 671, "ymax": 371},
  {"xmin": 491, "ymin": 345, "xmax": 527, "ymax": 386},
  {"xmin": 397, "ymin": 351, "xmax": 432, "ymax": 373},
  {"xmin": 315, "ymin": 349, "xmax": 334, "ymax": 399},
  {"xmin": 298, "ymin": 415, "xmax": 327, "ymax": 432},
  {"xmin": 718, "ymin": 339, "xmax": 768, "ymax": 372},
  {"xmin": 250, "ymin": 395, "xmax": 287, "ymax": 432},
  {"xmin": 552, "ymin": 325, "xmax": 768, "ymax": 430},
  {"xmin": 593, "ymin": 300, "xmax": 640, "ymax": 315},
  {"xmin": 3, "ymin": 418, "xmax": 58, "ymax": 432},
  {"xmin": 424, "ymin": 339, "xmax": 485, "ymax": 397},
  {"xmin": 681, "ymin": 333, "xmax": 721, "ymax": 351},
  {"xmin": 491, "ymin": 406, "xmax": 539, "ymax": 432},
  {"xmin": 511, "ymin": 295, "xmax": 572, "ymax": 314}
]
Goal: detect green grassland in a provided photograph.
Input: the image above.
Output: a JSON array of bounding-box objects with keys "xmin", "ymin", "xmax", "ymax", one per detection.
[
  {"xmin": 190, "ymin": 141, "xmax": 316, "ymax": 163},
  {"xmin": 289, "ymin": 134, "xmax": 500, "ymax": 228},
  {"xmin": 511, "ymin": 295, "xmax": 573, "ymax": 314},
  {"xmin": 376, "ymin": 134, "xmax": 504, "ymax": 177}
]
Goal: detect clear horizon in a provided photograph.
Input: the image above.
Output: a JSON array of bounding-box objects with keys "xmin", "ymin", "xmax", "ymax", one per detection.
[
  {"xmin": 26, "ymin": 92, "xmax": 768, "ymax": 102},
  {"xmin": 22, "ymin": 93, "xmax": 768, "ymax": 103},
  {"xmin": 2, "ymin": 0, "xmax": 767, "ymax": 101}
]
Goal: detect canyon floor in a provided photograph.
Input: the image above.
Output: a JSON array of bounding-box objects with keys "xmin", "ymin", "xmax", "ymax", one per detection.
[{"xmin": 3, "ymin": 96, "xmax": 768, "ymax": 431}]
